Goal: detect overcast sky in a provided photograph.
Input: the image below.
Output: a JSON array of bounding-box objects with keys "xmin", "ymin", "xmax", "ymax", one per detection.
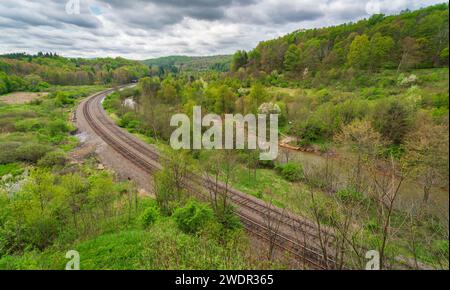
[{"xmin": 0, "ymin": 0, "xmax": 445, "ymax": 60}]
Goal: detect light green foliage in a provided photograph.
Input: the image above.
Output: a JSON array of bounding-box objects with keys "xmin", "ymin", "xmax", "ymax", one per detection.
[
  {"xmin": 0, "ymin": 163, "xmax": 23, "ymax": 176},
  {"xmin": 205, "ymin": 83, "xmax": 237, "ymax": 114},
  {"xmin": 347, "ymin": 35, "xmax": 371, "ymax": 69},
  {"xmin": 0, "ymin": 221, "xmax": 254, "ymax": 270},
  {"xmin": 0, "ymin": 53, "xmax": 149, "ymax": 93},
  {"xmin": 241, "ymin": 4, "xmax": 448, "ymax": 76},
  {"xmin": 369, "ymin": 33, "xmax": 394, "ymax": 69},
  {"xmin": 140, "ymin": 206, "xmax": 160, "ymax": 228},
  {"xmin": 245, "ymin": 82, "xmax": 269, "ymax": 113}
]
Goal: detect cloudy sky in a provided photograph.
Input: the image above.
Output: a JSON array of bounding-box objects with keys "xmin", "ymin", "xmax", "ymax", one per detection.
[{"xmin": 0, "ymin": 0, "xmax": 445, "ymax": 60}]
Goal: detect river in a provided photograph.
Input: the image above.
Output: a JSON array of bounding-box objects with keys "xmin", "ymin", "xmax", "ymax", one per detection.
[{"xmin": 277, "ymin": 148, "xmax": 449, "ymax": 217}]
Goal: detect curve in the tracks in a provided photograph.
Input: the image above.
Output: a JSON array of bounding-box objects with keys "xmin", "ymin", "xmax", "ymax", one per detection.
[{"xmin": 81, "ymin": 88, "xmax": 341, "ymax": 269}]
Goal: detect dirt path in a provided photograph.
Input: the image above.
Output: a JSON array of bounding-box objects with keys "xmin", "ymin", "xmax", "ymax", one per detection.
[{"xmin": 0, "ymin": 92, "xmax": 48, "ymax": 104}]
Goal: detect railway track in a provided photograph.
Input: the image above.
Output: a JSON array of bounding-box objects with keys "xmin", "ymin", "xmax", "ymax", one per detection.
[{"xmin": 81, "ymin": 88, "xmax": 341, "ymax": 269}]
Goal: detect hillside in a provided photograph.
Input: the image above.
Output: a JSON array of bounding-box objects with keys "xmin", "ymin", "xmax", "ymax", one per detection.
[
  {"xmin": 0, "ymin": 53, "xmax": 149, "ymax": 95},
  {"xmin": 142, "ymin": 55, "xmax": 232, "ymax": 73},
  {"xmin": 231, "ymin": 3, "xmax": 449, "ymax": 81}
]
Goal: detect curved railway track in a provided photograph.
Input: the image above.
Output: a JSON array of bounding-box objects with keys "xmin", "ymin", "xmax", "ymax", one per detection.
[{"xmin": 81, "ymin": 88, "xmax": 341, "ymax": 269}]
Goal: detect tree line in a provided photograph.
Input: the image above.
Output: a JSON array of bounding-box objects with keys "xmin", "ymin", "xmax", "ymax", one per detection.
[
  {"xmin": 231, "ymin": 4, "xmax": 449, "ymax": 79},
  {"xmin": 0, "ymin": 53, "xmax": 150, "ymax": 94}
]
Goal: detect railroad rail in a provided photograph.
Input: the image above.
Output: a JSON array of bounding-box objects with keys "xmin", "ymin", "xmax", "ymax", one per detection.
[{"xmin": 81, "ymin": 88, "xmax": 342, "ymax": 269}]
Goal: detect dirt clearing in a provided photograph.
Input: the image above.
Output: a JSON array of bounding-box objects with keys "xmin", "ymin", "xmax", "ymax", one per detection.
[{"xmin": 0, "ymin": 92, "xmax": 48, "ymax": 105}]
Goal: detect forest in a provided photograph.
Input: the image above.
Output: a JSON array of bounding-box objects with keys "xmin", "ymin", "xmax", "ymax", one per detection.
[
  {"xmin": 143, "ymin": 55, "xmax": 232, "ymax": 75},
  {"xmin": 231, "ymin": 3, "xmax": 449, "ymax": 78},
  {"xmin": 0, "ymin": 53, "xmax": 149, "ymax": 95},
  {"xmin": 0, "ymin": 3, "xmax": 448, "ymax": 270}
]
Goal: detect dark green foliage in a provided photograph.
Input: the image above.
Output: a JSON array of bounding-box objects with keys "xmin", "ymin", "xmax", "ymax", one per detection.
[
  {"xmin": 275, "ymin": 162, "xmax": 304, "ymax": 182},
  {"xmin": 372, "ymin": 100, "xmax": 411, "ymax": 144},
  {"xmin": 284, "ymin": 44, "xmax": 301, "ymax": 72},
  {"xmin": 37, "ymin": 151, "xmax": 67, "ymax": 168},
  {"xmin": 231, "ymin": 51, "xmax": 248, "ymax": 71},
  {"xmin": 119, "ymin": 112, "xmax": 140, "ymax": 130},
  {"xmin": 0, "ymin": 142, "xmax": 22, "ymax": 164},
  {"xmin": 15, "ymin": 143, "xmax": 52, "ymax": 163},
  {"xmin": 258, "ymin": 159, "xmax": 275, "ymax": 169},
  {"xmin": 335, "ymin": 188, "xmax": 365, "ymax": 204},
  {"xmin": 173, "ymin": 201, "xmax": 215, "ymax": 234},
  {"xmin": 215, "ymin": 205, "xmax": 242, "ymax": 231},
  {"xmin": 143, "ymin": 55, "xmax": 232, "ymax": 74}
]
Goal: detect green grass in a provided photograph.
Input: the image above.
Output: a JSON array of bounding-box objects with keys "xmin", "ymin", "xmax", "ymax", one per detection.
[
  {"xmin": 0, "ymin": 163, "xmax": 23, "ymax": 176},
  {"xmin": 0, "ymin": 217, "xmax": 257, "ymax": 270},
  {"xmin": 0, "ymin": 85, "xmax": 107, "ymax": 167}
]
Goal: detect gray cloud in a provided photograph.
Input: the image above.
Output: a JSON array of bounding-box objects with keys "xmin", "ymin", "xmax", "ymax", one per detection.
[{"xmin": 0, "ymin": 0, "xmax": 444, "ymax": 59}]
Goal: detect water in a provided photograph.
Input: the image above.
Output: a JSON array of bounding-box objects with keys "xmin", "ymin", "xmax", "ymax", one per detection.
[{"xmin": 278, "ymin": 148, "xmax": 449, "ymax": 216}]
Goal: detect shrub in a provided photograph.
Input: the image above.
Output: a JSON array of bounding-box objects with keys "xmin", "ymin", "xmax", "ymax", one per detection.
[
  {"xmin": 120, "ymin": 112, "xmax": 139, "ymax": 129},
  {"xmin": 16, "ymin": 143, "xmax": 51, "ymax": 163},
  {"xmin": 298, "ymin": 121, "xmax": 328, "ymax": 144},
  {"xmin": 0, "ymin": 142, "xmax": 21, "ymax": 164},
  {"xmin": 365, "ymin": 219, "xmax": 379, "ymax": 233},
  {"xmin": 215, "ymin": 205, "xmax": 241, "ymax": 231},
  {"xmin": 54, "ymin": 92, "xmax": 75, "ymax": 106},
  {"xmin": 139, "ymin": 206, "xmax": 160, "ymax": 228},
  {"xmin": 15, "ymin": 119, "xmax": 45, "ymax": 132},
  {"xmin": 335, "ymin": 188, "xmax": 365, "ymax": 204},
  {"xmin": 0, "ymin": 118, "xmax": 16, "ymax": 133},
  {"xmin": 0, "ymin": 72, "xmax": 10, "ymax": 95},
  {"xmin": 173, "ymin": 201, "xmax": 214, "ymax": 234},
  {"xmin": 37, "ymin": 151, "xmax": 67, "ymax": 168},
  {"xmin": 48, "ymin": 119, "xmax": 70, "ymax": 136},
  {"xmin": 275, "ymin": 162, "xmax": 304, "ymax": 182},
  {"xmin": 372, "ymin": 100, "xmax": 411, "ymax": 145},
  {"xmin": 258, "ymin": 159, "xmax": 275, "ymax": 169}
]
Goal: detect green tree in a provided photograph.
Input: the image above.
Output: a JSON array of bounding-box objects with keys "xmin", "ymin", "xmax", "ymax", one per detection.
[
  {"xmin": 231, "ymin": 50, "xmax": 248, "ymax": 71},
  {"xmin": 173, "ymin": 201, "xmax": 215, "ymax": 234},
  {"xmin": 284, "ymin": 44, "xmax": 301, "ymax": 73},
  {"xmin": 154, "ymin": 152, "xmax": 190, "ymax": 215},
  {"xmin": 0, "ymin": 72, "xmax": 10, "ymax": 94},
  {"xmin": 372, "ymin": 100, "xmax": 411, "ymax": 145},
  {"xmin": 61, "ymin": 173, "xmax": 88, "ymax": 229},
  {"xmin": 369, "ymin": 33, "xmax": 394, "ymax": 69},
  {"xmin": 347, "ymin": 34, "xmax": 371, "ymax": 69},
  {"xmin": 245, "ymin": 82, "xmax": 269, "ymax": 114}
]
